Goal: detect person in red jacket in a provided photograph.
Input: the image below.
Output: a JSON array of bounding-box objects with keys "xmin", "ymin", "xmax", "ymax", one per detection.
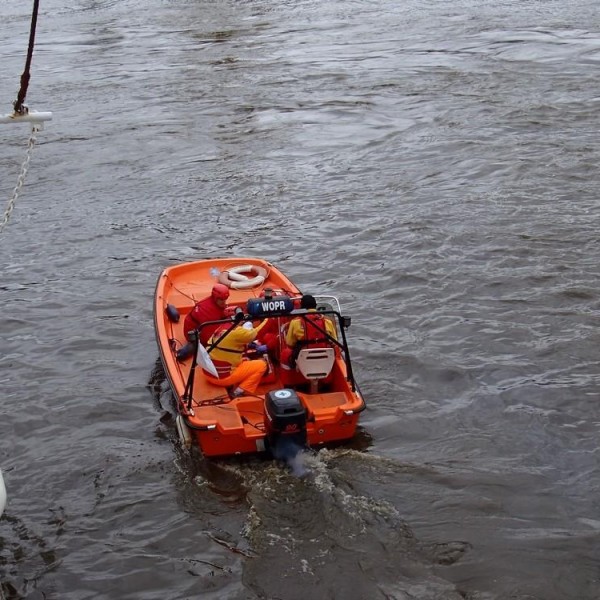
[{"xmin": 177, "ymin": 283, "xmax": 230, "ymax": 361}]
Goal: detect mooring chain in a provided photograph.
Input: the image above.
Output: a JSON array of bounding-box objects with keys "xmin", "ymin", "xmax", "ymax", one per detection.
[
  {"xmin": 0, "ymin": 125, "xmax": 38, "ymax": 234},
  {"xmin": 0, "ymin": 0, "xmax": 46, "ymax": 234}
]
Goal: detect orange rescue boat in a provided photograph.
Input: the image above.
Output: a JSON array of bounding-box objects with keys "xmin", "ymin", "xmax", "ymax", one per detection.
[{"xmin": 153, "ymin": 257, "xmax": 366, "ymax": 459}]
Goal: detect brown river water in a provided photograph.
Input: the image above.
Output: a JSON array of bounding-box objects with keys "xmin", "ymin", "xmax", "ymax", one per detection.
[{"xmin": 1, "ymin": 0, "xmax": 600, "ymax": 598}]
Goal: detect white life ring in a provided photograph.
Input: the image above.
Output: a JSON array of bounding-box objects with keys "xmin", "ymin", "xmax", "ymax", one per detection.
[{"xmin": 218, "ymin": 264, "xmax": 268, "ymax": 289}]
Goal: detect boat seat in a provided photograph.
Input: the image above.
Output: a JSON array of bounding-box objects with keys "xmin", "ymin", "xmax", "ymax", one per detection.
[{"xmin": 295, "ymin": 347, "xmax": 335, "ymax": 392}]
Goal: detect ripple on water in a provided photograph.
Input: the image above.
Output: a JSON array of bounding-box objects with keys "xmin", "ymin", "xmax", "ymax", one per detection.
[{"xmin": 2, "ymin": 0, "xmax": 600, "ymax": 598}]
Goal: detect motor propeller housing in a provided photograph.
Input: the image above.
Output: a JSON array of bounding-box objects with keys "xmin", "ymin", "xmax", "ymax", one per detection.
[{"xmin": 264, "ymin": 389, "xmax": 307, "ymax": 460}]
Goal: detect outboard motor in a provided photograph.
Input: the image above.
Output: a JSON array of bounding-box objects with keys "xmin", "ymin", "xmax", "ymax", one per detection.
[{"xmin": 264, "ymin": 389, "xmax": 307, "ymax": 463}]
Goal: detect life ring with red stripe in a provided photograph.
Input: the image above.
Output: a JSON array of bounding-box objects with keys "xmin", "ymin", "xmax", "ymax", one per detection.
[{"xmin": 218, "ymin": 264, "xmax": 268, "ymax": 289}]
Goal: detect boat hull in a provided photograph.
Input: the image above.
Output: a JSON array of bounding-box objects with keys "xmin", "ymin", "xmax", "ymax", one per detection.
[{"xmin": 154, "ymin": 257, "xmax": 365, "ymax": 458}]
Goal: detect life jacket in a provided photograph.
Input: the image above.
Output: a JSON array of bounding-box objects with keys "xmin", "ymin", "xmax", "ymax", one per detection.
[
  {"xmin": 289, "ymin": 313, "xmax": 331, "ymax": 367},
  {"xmin": 300, "ymin": 313, "xmax": 330, "ymax": 348},
  {"xmin": 204, "ymin": 323, "xmax": 235, "ymax": 378},
  {"xmin": 207, "ymin": 321, "xmax": 263, "ymax": 375}
]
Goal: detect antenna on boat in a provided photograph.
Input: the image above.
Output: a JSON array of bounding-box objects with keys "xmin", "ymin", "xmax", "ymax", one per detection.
[{"xmin": 1, "ymin": 0, "xmax": 52, "ymax": 234}]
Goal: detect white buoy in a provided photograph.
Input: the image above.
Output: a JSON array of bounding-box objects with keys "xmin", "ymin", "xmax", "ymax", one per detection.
[{"xmin": 0, "ymin": 469, "xmax": 6, "ymax": 516}]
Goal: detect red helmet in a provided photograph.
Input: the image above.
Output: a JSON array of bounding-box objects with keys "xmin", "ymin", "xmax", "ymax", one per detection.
[{"xmin": 212, "ymin": 283, "xmax": 230, "ymax": 300}]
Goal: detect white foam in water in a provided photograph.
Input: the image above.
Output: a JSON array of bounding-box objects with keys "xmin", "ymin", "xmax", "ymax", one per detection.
[
  {"xmin": 304, "ymin": 449, "xmax": 403, "ymax": 531},
  {"xmin": 287, "ymin": 449, "xmax": 309, "ymax": 478}
]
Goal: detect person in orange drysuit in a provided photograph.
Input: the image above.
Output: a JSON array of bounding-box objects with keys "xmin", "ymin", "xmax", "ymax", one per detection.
[{"xmin": 205, "ymin": 319, "xmax": 270, "ymax": 396}]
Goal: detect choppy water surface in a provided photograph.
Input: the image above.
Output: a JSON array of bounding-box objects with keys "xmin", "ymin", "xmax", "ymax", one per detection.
[{"xmin": 1, "ymin": 0, "xmax": 600, "ymax": 598}]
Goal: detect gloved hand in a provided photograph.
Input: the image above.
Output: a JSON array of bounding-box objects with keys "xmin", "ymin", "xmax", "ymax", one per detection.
[{"xmin": 256, "ymin": 344, "xmax": 268, "ymax": 354}]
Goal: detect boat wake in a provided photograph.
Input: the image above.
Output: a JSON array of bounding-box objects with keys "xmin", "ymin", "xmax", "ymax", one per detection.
[
  {"xmin": 155, "ymin": 372, "xmax": 471, "ymax": 598},
  {"xmin": 0, "ymin": 510, "xmax": 63, "ymax": 600},
  {"xmin": 212, "ymin": 449, "xmax": 471, "ymax": 600}
]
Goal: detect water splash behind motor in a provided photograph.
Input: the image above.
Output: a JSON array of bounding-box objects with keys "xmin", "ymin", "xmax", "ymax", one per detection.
[{"xmin": 271, "ymin": 437, "xmax": 309, "ymax": 478}]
